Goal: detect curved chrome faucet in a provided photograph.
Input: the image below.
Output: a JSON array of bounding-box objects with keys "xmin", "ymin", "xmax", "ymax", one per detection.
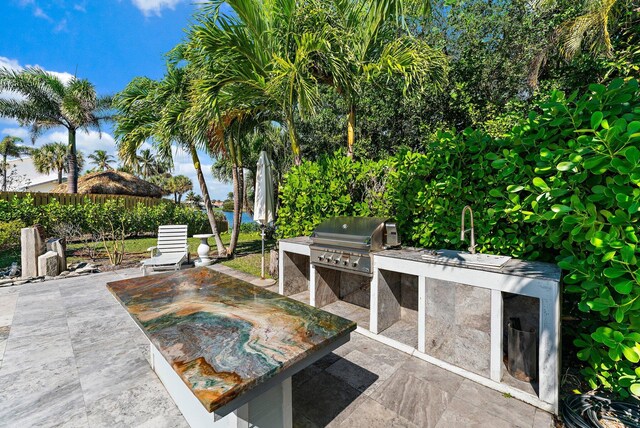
[{"xmin": 460, "ymin": 205, "xmax": 477, "ymax": 254}]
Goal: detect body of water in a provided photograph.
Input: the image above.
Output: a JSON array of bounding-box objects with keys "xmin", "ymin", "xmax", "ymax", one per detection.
[{"xmin": 222, "ymin": 211, "xmax": 254, "ymax": 229}]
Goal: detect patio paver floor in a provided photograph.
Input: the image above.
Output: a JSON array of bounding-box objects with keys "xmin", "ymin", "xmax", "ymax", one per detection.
[{"xmin": 0, "ymin": 267, "xmax": 554, "ymax": 427}]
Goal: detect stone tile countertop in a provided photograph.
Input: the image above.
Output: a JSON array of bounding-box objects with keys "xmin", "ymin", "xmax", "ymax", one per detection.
[
  {"xmin": 279, "ymin": 236, "xmax": 312, "ymax": 245},
  {"xmin": 107, "ymin": 268, "xmax": 356, "ymax": 413},
  {"xmin": 376, "ymin": 247, "xmax": 562, "ymax": 282}
]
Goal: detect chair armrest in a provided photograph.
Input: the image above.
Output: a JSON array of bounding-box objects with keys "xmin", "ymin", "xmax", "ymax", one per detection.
[{"xmin": 147, "ymin": 246, "xmax": 158, "ymax": 257}]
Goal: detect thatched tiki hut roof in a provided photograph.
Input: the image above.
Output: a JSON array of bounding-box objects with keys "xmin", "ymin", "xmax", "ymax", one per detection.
[{"xmin": 53, "ymin": 171, "xmax": 163, "ymax": 198}]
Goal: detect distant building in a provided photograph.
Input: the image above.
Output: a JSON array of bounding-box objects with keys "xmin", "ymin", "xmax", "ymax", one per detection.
[
  {"xmin": 5, "ymin": 156, "xmax": 63, "ymax": 193},
  {"xmin": 212, "ymin": 200, "xmax": 224, "ymax": 208}
]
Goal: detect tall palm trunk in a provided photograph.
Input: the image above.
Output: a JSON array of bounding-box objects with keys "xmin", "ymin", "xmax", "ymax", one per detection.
[
  {"xmin": 229, "ymin": 165, "xmax": 244, "ymax": 255},
  {"xmin": 57, "ymin": 169, "xmax": 63, "ymax": 184},
  {"xmin": 347, "ymin": 104, "xmax": 356, "ymax": 158},
  {"xmin": 67, "ymin": 128, "xmax": 78, "ymax": 194},
  {"xmin": 243, "ymin": 176, "xmax": 253, "ymax": 217},
  {"xmin": 189, "ymin": 146, "xmax": 227, "ymax": 257},
  {"xmin": 286, "ymin": 112, "xmax": 302, "ymax": 166},
  {"xmin": 227, "ymin": 136, "xmax": 244, "ymax": 256},
  {"xmin": 2, "ymin": 154, "xmax": 7, "ymax": 191}
]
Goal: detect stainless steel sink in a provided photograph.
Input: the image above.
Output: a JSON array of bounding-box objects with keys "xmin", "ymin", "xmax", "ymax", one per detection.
[{"xmin": 420, "ymin": 249, "xmax": 512, "ymax": 269}]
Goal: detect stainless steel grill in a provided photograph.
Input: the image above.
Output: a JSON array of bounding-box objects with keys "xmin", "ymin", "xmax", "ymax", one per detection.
[{"xmin": 310, "ymin": 217, "xmax": 400, "ymax": 276}]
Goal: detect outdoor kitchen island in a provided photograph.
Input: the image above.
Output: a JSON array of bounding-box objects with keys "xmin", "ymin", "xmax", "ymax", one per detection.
[
  {"xmin": 279, "ymin": 236, "xmax": 561, "ymax": 414},
  {"xmin": 107, "ymin": 267, "xmax": 356, "ymax": 428}
]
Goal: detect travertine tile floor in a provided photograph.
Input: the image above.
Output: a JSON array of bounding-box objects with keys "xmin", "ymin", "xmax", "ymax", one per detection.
[{"xmin": 0, "ymin": 266, "xmax": 554, "ymax": 427}]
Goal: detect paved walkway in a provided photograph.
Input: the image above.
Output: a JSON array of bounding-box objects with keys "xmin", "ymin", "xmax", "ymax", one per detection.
[{"xmin": 0, "ymin": 267, "xmax": 553, "ymax": 427}]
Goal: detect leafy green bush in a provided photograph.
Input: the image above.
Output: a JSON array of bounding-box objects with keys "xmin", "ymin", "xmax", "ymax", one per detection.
[
  {"xmin": 276, "ymin": 154, "xmax": 392, "ymax": 238},
  {"xmin": 240, "ymin": 222, "xmax": 260, "ymax": 233},
  {"xmin": 85, "ymin": 199, "xmax": 128, "ymax": 265},
  {"xmin": 489, "ymin": 78, "xmax": 640, "ymax": 397},
  {"xmin": 277, "ymin": 78, "xmax": 640, "ymax": 397},
  {"xmin": 0, "ymin": 197, "xmax": 220, "ymax": 238},
  {"xmin": 0, "ymin": 219, "xmax": 25, "ymax": 250},
  {"xmin": 0, "ymin": 194, "xmax": 39, "ymax": 225},
  {"xmin": 388, "ymin": 131, "xmax": 541, "ymax": 259}
]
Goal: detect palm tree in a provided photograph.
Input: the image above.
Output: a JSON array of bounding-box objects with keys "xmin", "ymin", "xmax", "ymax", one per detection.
[
  {"xmin": 185, "ymin": 1, "xmax": 341, "ymax": 252},
  {"xmin": 308, "ymin": 0, "xmax": 448, "ymax": 157},
  {"xmin": 555, "ymin": 0, "xmax": 632, "ymax": 60},
  {"xmin": 114, "ymin": 68, "xmax": 228, "ymax": 256},
  {"xmin": 0, "ymin": 68, "xmax": 111, "ymax": 193},
  {"xmin": 188, "ymin": 0, "xmax": 337, "ymax": 166},
  {"xmin": 185, "ymin": 190, "xmax": 195, "ymax": 204},
  {"xmin": 32, "ymin": 142, "xmax": 85, "ymax": 184},
  {"xmin": 136, "ymin": 148, "xmax": 157, "ymax": 178},
  {"xmin": 88, "ymin": 149, "xmax": 115, "ymax": 171},
  {"xmin": 528, "ymin": 0, "xmax": 632, "ymax": 88},
  {"xmin": 0, "ymin": 135, "xmax": 30, "ymax": 191},
  {"xmin": 166, "ymin": 175, "xmax": 193, "ymax": 203}
]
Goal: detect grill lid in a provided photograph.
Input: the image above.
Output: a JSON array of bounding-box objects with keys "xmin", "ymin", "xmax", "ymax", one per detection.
[{"xmin": 311, "ymin": 216, "xmax": 387, "ymax": 250}]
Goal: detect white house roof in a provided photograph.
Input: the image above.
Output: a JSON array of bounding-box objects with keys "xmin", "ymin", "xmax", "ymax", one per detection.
[{"xmin": 6, "ymin": 156, "xmax": 64, "ymax": 187}]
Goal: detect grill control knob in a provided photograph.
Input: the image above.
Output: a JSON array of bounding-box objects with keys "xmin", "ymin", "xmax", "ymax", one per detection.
[
  {"xmin": 334, "ymin": 258, "xmax": 339, "ymax": 264},
  {"xmin": 342, "ymin": 260, "xmax": 348, "ymax": 266},
  {"xmin": 318, "ymin": 253, "xmax": 326, "ymax": 261},
  {"xmin": 352, "ymin": 258, "xmax": 360, "ymax": 267}
]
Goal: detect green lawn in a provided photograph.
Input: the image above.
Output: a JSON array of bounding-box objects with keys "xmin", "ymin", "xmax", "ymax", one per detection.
[
  {"xmin": 221, "ymin": 253, "xmax": 273, "ymax": 278},
  {"xmin": 0, "ymin": 231, "xmax": 276, "ymax": 279}
]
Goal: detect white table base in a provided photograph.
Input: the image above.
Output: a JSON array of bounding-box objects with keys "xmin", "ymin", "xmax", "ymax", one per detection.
[{"xmin": 194, "ymin": 235, "xmax": 213, "ymax": 267}]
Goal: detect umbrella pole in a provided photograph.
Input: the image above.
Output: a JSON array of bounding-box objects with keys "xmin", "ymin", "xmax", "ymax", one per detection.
[{"xmin": 261, "ymin": 224, "xmax": 265, "ymax": 280}]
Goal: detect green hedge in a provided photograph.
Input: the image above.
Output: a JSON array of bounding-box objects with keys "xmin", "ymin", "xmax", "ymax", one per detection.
[
  {"xmin": 0, "ymin": 219, "xmax": 25, "ymax": 251},
  {"xmin": 0, "ymin": 195, "xmax": 225, "ymax": 242},
  {"xmin": 276, "ymin": 154, "xmax": 393, "ymax": 238},
  {"xmin": 276, "ymin": 78, "xmax": 640, "ymax": 398}
]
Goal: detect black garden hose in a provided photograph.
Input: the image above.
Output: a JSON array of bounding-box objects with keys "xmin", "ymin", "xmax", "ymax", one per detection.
[{"xmin": 561, "ymin": 394, "xmax": 640, "ymax": 427}]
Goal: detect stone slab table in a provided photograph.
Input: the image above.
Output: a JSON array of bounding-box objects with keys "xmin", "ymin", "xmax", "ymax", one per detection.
[{"xmin": 107, "ymin": 267, "xmax": 355, "ymax": 428}]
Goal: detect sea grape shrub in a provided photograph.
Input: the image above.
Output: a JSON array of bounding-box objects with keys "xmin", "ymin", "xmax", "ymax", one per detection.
[
  {"xmin": 388, "ymin": 130, "xmax": 542, "ymax": 259},
  {"xmin": 488, "ymin": 78, "xmax": 640, "ymax": 397}
]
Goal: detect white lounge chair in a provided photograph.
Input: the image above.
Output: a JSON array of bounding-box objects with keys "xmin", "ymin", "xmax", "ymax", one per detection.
[{"xmin": 141, "ymin": 225, "xmax": 189, "ymax": 276}]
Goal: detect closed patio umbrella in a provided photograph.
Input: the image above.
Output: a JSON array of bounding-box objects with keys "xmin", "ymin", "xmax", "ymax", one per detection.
[{"xmin": 252, "ymin": 151, "xmax": 275, "ymax": 286}]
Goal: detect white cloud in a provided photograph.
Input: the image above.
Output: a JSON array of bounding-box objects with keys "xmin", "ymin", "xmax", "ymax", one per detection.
[
  {"xmin": 131, "ymin": 0, "xmax": 184, "ymax": 16},
  {"xmin": 38, "ymin": 129, "xmax": 117, "ymax": 155},
  {"xmin": 33, "ymin": 6, "xmax": 52, "ymax": 21},
  {"xmin": 0, "ymin": 127, "xmax": 30, "ymax": 141},
  {"xmin": 54, "ymin": 19, "xmax": 68, "ymax": 33},
  {"xmin": 1, "ymin": 125, "xmax": 118, "ymax": 166},
  {"xmin": 0, "ymin": 55, "xmax": 74, "ymax": 83},
  {"xmin": 0, "ymin": 56, "xmax": 21, "ymax": 71}
]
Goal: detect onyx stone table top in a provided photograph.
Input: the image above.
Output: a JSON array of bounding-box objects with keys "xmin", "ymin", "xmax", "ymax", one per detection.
[
  {"xmin": 376, "ymin": 248, "xmax": 561, "ymax": 282},
  {"xmin": 107, "ymin": 268, "xmax": 355, "ymax": 413}
]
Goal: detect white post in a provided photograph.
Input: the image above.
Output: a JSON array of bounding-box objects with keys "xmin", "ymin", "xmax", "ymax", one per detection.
[
  {"xmin": 261, "ymin": 225, "xmax": 266, "ymax": 280},
  {"xmin": 278, "ymin": 247, "xmax": 284, "ymax": 295},
  {"xmin": 490, "ymin": 289, "xmax": 503, "ymax": 382},
  {"xmin": 418, "ymin": 276, "xmax": 426, "ymax": 353}
]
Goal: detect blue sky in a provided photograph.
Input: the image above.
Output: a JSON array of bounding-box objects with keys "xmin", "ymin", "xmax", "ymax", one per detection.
[{"xmin": 0, "ymin": 0, "xmax": 232, "ymax": 199}]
